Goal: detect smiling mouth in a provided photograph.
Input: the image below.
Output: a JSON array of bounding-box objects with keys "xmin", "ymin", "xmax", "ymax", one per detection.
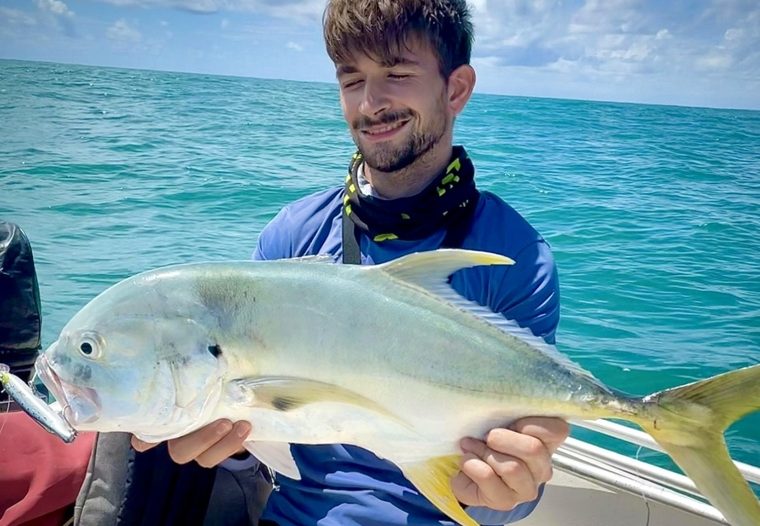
[{"xmin": 361, "ymin": 119, "xmax": 410, "ymax": 138}]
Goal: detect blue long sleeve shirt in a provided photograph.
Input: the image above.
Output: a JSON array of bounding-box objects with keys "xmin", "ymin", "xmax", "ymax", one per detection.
[{"xmin": 252, "ymin": 186, "xmax": 560, "ymax": 526}]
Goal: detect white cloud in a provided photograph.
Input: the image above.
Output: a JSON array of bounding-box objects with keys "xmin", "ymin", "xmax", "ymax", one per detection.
[
  {"xmin": 472, "ymin": 0, "xmax": 566, "ymax": 51},
  {"xmin": 107, "ymin": 19, "xmax": 142, "ymax": 43},
  {"xmin": 29, "ymin": 0, "xmax": 76, "ymax": 37},
  {"xmin": 465, "ymin": 0, "xmax": 760, "ymax": 108},
  {"xmin": 5, "ymin": 0, "xmax": 758, "ymax": 108},
  {"xmin": 471, "ymin": 0, "xmax": 759, "ymax": 92},
  {"xmin": 696, "ymin": 50, "xmax": 733, "ymax": 70},
  {"xmin": 0, "ymin": 7, "xmax": 38, "ymax": 26},
  {"xmin": 36, "ymin": 0, "xmax": 74, "ymax": 18},
  {"xmin": 93, "ymin": 0, "xmax": 324, "ymax": 20},
  {"xmin": 655, "ymin": 29, "xmax": 671, "ymax": 41},
  {"xmin": 568, "ymin": 0, "xmax": 649, "ymax": 35}
]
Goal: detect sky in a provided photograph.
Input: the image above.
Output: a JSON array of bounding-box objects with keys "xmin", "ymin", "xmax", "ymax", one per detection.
[{"xmin": 1, "ymin": 0, "xmax": 759, "ymax": 110}]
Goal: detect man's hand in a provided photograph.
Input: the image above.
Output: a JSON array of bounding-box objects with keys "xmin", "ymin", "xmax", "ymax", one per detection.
[
  {"xmin": 451, "ymin": 417, "xmax": 569, "ymax": 511},
  {"xmin": 130, "ymin": 419, "xmax": 252, "ymax": 468}
]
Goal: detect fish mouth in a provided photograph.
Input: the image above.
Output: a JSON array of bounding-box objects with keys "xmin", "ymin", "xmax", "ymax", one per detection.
[{"xmin": 35, "ymin": 354, "xmax": 101, "ymax": 426}]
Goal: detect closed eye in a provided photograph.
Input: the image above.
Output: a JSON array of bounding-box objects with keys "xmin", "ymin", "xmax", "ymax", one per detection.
[{"xmin": 342, "ymin": 79, "xmax": 363, "ymax": 89}]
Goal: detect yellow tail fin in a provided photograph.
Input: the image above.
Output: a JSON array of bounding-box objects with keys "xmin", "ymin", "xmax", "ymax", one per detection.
[{"xmin": 639, "ymin": 364, "xmax": 760, "ymax": 526}]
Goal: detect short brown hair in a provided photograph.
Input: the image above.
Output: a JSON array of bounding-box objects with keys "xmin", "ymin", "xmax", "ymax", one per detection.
[{"xmin": 323, "ymin": 0, "xmax": 473, "ymax": 78}]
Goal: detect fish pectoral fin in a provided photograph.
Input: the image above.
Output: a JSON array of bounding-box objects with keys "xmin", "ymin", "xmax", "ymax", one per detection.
[
  {"xmin": 401, "ymin": 455, "xmax": 477, "ymax": 526},
  {"xmin": 371, "ymin": 249, "xmax": 514, "ymax": 291},
  {"xmin": 243, "ymin": 440, "xmax": 301, "ymax": 480},
  {"xmin": 227, "ymin": 376, "xmax": 405, "ymax": 424}
]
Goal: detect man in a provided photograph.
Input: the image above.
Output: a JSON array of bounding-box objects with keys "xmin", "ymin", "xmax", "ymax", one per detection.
[{"xmin": 133, "ymin": 1, "xmax": 569, "ymax": 524}]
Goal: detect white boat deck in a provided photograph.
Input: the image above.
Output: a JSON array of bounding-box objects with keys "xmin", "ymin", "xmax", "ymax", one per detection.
[
  {"xmin": 521, "ymin": 420, "xmax": 759, "ymax": 526},
  {"xmin": 522, "ymin": 469, "xmax": 723, "ymax": 526}
]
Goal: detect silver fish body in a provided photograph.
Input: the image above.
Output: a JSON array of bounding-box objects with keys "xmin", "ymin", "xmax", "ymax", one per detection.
[{"xmin": 35, "ymin": 249, "xmax": 760, "ymax": 526}]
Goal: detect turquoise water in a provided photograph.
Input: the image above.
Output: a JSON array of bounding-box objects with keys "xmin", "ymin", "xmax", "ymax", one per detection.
[{"xmin": 1, "ymin": 59, "xmax": 758, "ymax": 478}]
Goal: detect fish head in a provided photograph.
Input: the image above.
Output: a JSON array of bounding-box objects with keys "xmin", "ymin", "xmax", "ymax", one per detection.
[{"xmin": 36, "ymin": 268, "xmax": 228, "ymax": 436}]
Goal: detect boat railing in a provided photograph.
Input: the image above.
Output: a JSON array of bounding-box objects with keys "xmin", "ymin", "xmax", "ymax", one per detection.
[{"xmin": 555, "ymin": 419, "xmax": 760, "ymax": 524}]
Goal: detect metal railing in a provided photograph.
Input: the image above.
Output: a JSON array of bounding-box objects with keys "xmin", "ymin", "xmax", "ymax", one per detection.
[{"xmin": 554, "ymin": 420, "xmax": 760, "ymax": 524}]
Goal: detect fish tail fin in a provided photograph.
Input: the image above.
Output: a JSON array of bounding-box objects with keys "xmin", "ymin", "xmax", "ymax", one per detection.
[{"xmin": 638, "ymin": 364, "xmax": 760, "ymax": 526}]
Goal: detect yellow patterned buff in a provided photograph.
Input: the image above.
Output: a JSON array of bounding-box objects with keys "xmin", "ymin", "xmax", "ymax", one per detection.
[{"xmin": 343, "ymin": 146, "xmax": 479, "ymax": 242}]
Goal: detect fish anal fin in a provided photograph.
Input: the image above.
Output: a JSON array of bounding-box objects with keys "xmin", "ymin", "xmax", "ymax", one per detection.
[
  {"xmin": 243, "ymin": 440, "xmax": 300, "ymax": 480},
  {"xmin": 401, "ymin": 455, "xmax": 477, "ymax": 526}
]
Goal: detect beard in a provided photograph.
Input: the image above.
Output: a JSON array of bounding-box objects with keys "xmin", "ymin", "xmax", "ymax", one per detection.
[{"xmin": 351, "ymin": 103, "xmax": 448, "ymax": 173}]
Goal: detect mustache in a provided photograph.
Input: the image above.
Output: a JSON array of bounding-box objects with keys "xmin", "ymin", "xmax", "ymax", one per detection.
[{"xmin": 353, "ymin": 110, "xmax": 414, "ymax": 130}]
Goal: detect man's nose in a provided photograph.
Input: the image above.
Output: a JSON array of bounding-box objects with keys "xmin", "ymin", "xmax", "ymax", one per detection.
[{"xmin": 359, "ymin": 80, "xmax": 391, "ymax": 117}]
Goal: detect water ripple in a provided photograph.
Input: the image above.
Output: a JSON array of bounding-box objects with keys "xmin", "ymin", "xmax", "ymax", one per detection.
[{"xmin": 1, "ymin": 59, "xmax": 758, "ymax": 465}]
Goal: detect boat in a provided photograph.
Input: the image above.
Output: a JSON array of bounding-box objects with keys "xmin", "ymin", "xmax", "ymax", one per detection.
[{"xmin": 522, "ymin": 419, "xmax": 760, "ymax": 526}]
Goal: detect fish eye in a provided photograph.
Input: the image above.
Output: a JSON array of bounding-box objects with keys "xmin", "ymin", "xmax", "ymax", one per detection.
[
  {"xmin": 208, "ymin": 344, "xmax": 222, "ymax": 358},
  {"xmin": 78, "ymin": 332, "xmax": 103, "ymax": 359}
]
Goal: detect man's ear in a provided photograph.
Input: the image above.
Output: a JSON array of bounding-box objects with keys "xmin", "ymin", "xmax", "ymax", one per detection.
[{"xmin": 447, "ymin": 64, "xmax": 476, "ymax": 116}]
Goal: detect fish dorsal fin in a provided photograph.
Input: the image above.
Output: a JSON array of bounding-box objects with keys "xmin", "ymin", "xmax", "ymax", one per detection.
[
  {"xmin": 436, "ymin": 287, "xmax": 598, "ymax": 381},
  {"xmin": 243, "ymin": 440, "xmax": 301, "ymax": 480},
  {"xmin": 401, "ymin": 455, "xmax": 478, "ymax": 526},
  {"xmin": 374, "ymin": 249, "xmax": 597, "ymax": 381},
  {"xmin": 287, "ymin": 254, "xmax": 335, "ymax": 264},
  {"xmin": 372, "ymin": 249, "xmax": 514, "ymax": 290}
]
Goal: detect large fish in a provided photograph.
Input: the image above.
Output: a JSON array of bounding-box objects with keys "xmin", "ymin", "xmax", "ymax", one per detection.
[{"xmin": 36, "ymin": 249, "xmax": 760, "ymax": 526}]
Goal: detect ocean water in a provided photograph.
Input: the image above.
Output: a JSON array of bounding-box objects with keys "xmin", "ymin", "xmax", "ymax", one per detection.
[{"xmin": 1, "ymin": 59, "xmax": 758, "ymax": 480}]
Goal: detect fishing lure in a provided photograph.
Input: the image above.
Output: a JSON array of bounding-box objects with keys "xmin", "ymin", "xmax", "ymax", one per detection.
[{"xmin": 0, "ymin": 363, "xmax": 76, "ymax": 443}]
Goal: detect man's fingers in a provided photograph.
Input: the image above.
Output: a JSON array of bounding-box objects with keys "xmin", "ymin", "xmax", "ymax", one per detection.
[
  {"xmin": 194, "ymin": 421, "xmax": 252, "ymax": 468},
  {"xmin": 462, "ymin": 430, "xmax": 550, "ymax": 485},
  {"xmin": 131, "ymin": 420, "xmax": 253, "ymax": 468},
  {"xmin": 510, "ymin": 417, "xmax": 569, "ymax": 455},
  {"xmin": 457, "ymin": 452, "xmax": 525, "ymax": 510},
  {"xmin": 452, "ymin": 452, "xmax": 495, "ymax": 507},
  {"xmin": 166, "ymin": 419, "xmax": 234, "ymax": 464},
  {"xmin": 484, "ymin": 428, "xmax": 553, "ymax": 483},
  {"xmin": 481, "ymin": 450, "xmax": 538, "ymax": 501},
  {"xmin": 130, "ymin": 436, "xmax": 159, "ymax": 452},
  {"xmin": 460, "ymin": 439, "xmax": 538, "ymax": 506}
]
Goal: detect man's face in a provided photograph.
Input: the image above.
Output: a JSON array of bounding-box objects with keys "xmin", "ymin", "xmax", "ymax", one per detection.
[{"xmin": 336, "ymin": 38, "xmax": 451, "ymax": 173}]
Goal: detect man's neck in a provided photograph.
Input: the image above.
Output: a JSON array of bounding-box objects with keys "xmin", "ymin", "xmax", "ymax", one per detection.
[{"xmin": 363, "ymin": 144, "xmax": 454, "ymax": 200}]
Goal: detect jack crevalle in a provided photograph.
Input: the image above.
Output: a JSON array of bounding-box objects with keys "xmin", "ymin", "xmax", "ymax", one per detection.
[{"xmin": 36, "ymin": 249, "xmax": 760, "ymax": 526}]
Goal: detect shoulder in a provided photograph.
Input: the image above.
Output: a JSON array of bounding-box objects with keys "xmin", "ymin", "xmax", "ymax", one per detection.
[
  {"xmin": 468, "ymin": 191, "xmax": 545, "ymax": 254},
  {"xmin": 254, "ymin": 187, "xmax": 344, "ymax": 260},
  {"xmin": 464, "ymin": 190, "xmax": 556, "ymax": 280},
  {"xmin": 456, "ymin": 191, "xmax": 560, "ymax": 342}
]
